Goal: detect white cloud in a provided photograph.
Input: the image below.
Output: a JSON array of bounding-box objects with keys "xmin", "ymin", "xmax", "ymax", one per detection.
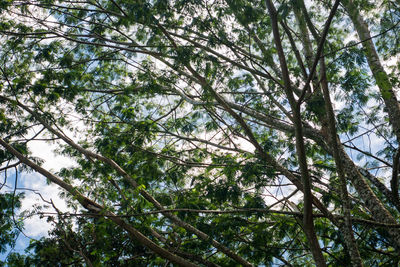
[
  {"xmin": 28, "ymin": 139, "xmax": 75, "ymax": 172},
  {"xmin": 8, "ymin": 128, "xmax": 77, "ymax": 238},
  {"xmin": 18, "ymin": 172, "xmax": 68, "ymax": 238}
]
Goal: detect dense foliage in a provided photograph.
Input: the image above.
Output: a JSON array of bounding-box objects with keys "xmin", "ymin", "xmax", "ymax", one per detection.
[
  {"xmin": 0, "ymin": 192, "xmax": 22, "ymax": 257},
  {"xmin": 1, "ymin": 0, "xmax": 400, "ymax": 266}
]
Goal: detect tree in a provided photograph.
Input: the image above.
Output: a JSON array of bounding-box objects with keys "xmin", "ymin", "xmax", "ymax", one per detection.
[
  {"xmin": 0, "ymin": 192, "xmax": 23, "ymax": 263},
  {"xmin": 0, "ymin": 0, "xmax": 400, "ymax": 265}
]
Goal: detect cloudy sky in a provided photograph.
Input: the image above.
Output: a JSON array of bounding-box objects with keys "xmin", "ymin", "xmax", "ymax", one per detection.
[{"xmin": 0, "ymin": 139, "xmax": 74, "ymax": 259}]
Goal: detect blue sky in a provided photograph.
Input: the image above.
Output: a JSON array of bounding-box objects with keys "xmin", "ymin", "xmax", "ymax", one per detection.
[{"xmin": 0, "ymin": 139, "xmax": 74, "ymax": 262}]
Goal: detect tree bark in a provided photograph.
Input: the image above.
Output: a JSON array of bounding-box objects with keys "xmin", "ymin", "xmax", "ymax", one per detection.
[
  {"xmin": 320, "ymin": 58, "xmax": 363, "ymax": 266},
  {"xmin": 266, "ymin": 1, "xmax": 327, "ymax": 265},
  {"xmin": 343, "ymin": 0, "xmax": 400, "ymax": 142},
  {"xmin": 341, "ymin": 0, "xmax": 400, "ymax": 252}
]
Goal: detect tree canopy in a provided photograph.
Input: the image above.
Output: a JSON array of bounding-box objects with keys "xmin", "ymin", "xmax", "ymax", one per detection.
[{"xmin": 0, "ymin": 0, "xmax": 400, "ymax": 266}]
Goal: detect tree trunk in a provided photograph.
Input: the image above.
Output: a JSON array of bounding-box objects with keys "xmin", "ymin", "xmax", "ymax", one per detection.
[{"xmin": 343, "ymin": 0, "xmax": 400, "ymax": 142}]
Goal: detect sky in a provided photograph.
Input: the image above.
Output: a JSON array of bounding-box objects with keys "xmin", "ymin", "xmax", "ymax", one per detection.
[
  {"xmin": 1, "ymin": 1, "xmax": 399, "ymax": 264},
  {"xmin": 0, "ymin": 139, "xmax": 74, "ymax": 261}
]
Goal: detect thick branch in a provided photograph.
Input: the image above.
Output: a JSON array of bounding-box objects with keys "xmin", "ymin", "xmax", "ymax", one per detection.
[
  {"xmin": 265, "ymin": 1, "xmax": 326, "ymax": 265},
  {"xmin": 0, "ymin": 138, "xmax": 198, "ymax": 267}
]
